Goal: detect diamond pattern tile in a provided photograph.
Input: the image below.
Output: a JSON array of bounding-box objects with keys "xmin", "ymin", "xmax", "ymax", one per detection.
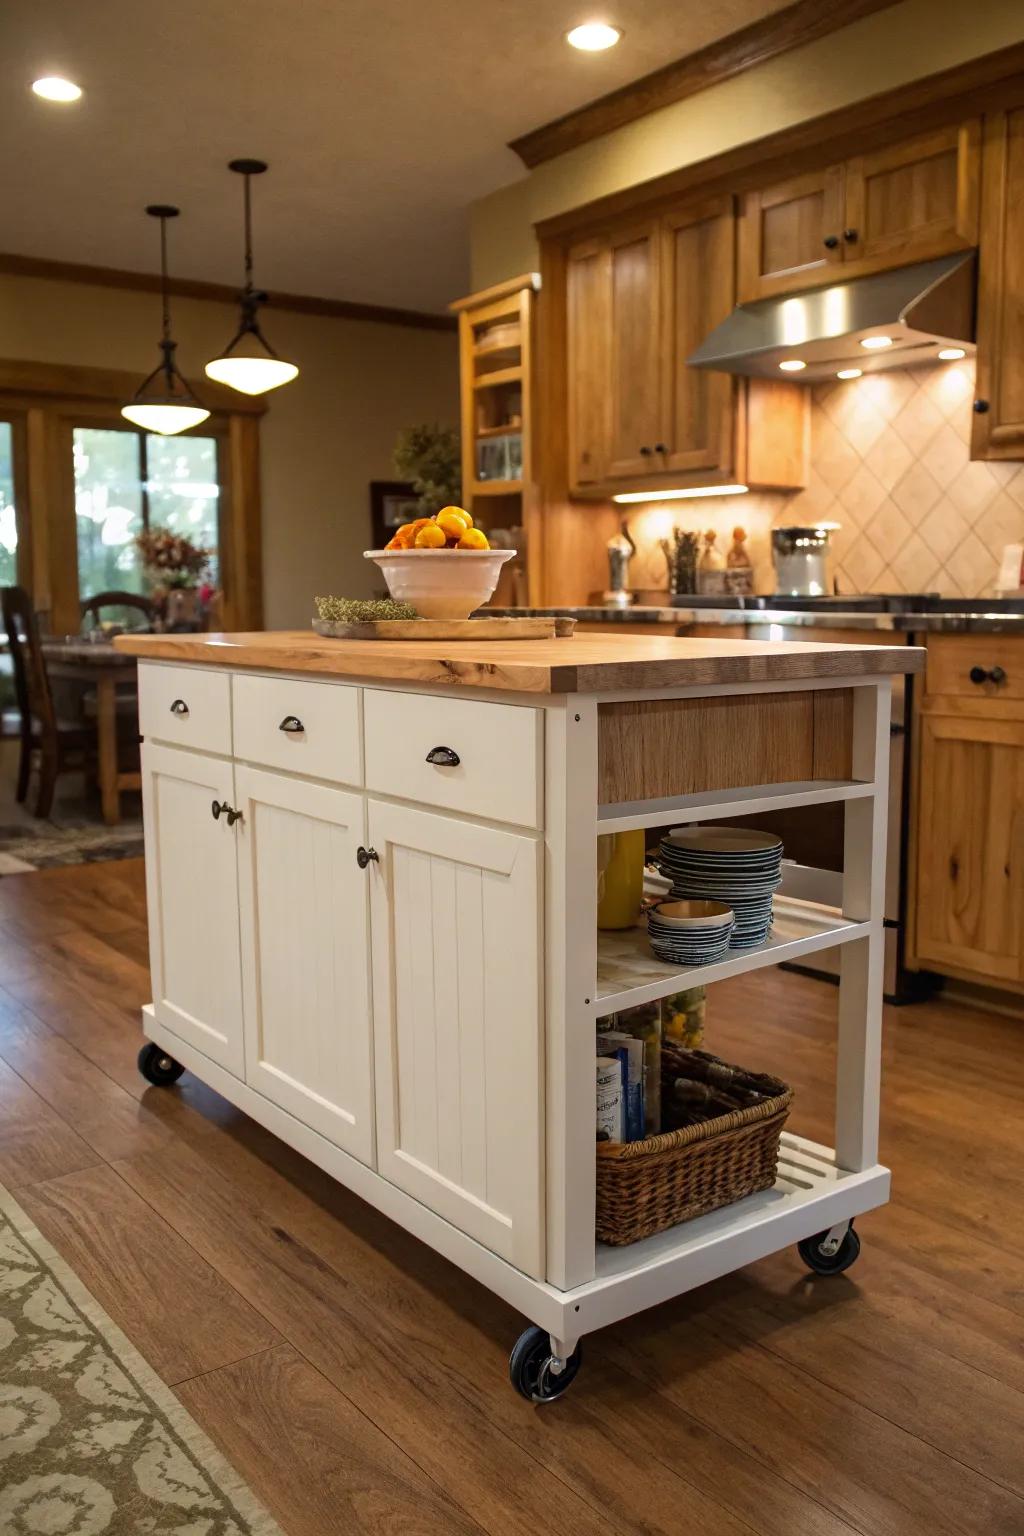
[{"xmin": 686, "ymin": 359, "xmax": 1009, "ymax": 599}]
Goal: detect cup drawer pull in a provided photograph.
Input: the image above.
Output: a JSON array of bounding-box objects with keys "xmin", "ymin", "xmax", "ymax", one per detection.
[
  {"xmin": 426, "ymin": 745, "xmax": 460, "ymax": 767},
  {"xmin": 279, "ymin": 715, "xmax": 305, "ymax": 733},
  {"xmin": 169, "ymin": 698, "xmax": 189, "ymax": 716}
]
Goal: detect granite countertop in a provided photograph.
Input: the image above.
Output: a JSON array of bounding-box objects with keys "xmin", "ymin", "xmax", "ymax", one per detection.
[
  {"xmin": 486, "ymin": 604, "xmax": 1024, "ymax": 635},
  {"xmin": 114, "ymin": 628, "xmax": 921, "ymax": 694}
]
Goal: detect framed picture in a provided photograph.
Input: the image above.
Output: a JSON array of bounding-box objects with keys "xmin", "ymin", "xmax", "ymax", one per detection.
[{"xmin": 370, "ymin": 481, "xmax": 419, "ymax": 548}]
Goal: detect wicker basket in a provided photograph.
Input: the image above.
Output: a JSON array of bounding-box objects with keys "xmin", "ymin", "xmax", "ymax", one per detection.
[{"xmin": 595, "ymin": 1044, "xmax": 792, "ymax": 1246}]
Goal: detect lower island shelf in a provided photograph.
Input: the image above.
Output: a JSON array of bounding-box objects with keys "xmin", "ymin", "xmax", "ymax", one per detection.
[{"xmin": 596, "ymin": 896, "xmax": 869, "ymax": 1015}]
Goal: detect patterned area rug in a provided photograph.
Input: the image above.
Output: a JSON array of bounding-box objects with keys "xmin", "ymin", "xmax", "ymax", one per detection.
[
  {"xmin": 0, "ymin": 821, "xmax": 144, "ymax": 876},
  {"xmin": 0, "ymin": 1183, "xmax": 283, "ymax": 1535}
]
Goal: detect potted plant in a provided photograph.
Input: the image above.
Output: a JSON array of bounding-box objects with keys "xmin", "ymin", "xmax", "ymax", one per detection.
[
  {"xmin": 136, "ymin": 526, "xmax": 210, "ymax": 630},
  {"xmin": 393, "ymin": 424, "xmax": 461, "ymax": 516}
]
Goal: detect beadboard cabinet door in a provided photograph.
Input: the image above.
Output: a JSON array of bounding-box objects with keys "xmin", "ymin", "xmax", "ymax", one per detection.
[
  {"xmin": 367, "ymin": 799, "xmax": 544, "ymax": 1277},
  {"xmin": 235, "ymin": 766, "xmax": 375, "ymax": 1165},
  {"xmin": 142, "ymin": 743, "xmax": 245, "ymax": 1078}
]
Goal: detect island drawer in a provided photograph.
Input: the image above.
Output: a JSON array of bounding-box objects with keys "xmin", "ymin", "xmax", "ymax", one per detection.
[
  {"xmin": 138, "ymin": 663, "xmax": 232, "ymax": 756},
  {"xmin": 232, "ymin": 673, "xmax": 362, "ymax": 784},
  {"xmin": 363, "ymin": 688, "xmax": 542, "ymax": 827}
]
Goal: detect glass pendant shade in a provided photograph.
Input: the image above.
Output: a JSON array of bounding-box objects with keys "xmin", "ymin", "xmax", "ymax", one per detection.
[
  {"xmin": 205, "ymin": 329, "xmax": 299, "ymax": 396},
  {"xmin": 122, "ymin": 206, "xmax": 210, "ymax": 436},
  {"xmin": 207, "ymin": 159, "xmax": 298, "ymax": 397}
]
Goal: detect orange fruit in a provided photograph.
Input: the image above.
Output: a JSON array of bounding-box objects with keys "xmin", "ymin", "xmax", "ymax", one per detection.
[
  {"xmin": 414, "ymin": 522, "xmax": 446, "ymax": 548},
  {"xmin": 457, "ymin": 527, "xmax": 490, "ymax": 550},
  {"xmin": 436, "ymin": 508, "xmax": 469, "ymax": 539},
  {"xmin": 437, "ymin": 504, "xmax": 473, "ymax": 530}
]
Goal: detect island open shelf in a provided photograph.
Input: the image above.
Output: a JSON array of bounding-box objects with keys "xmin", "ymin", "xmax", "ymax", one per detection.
[{"xmin": 596, "ymin": 896, "xmax": 869, "ymax": 1015}]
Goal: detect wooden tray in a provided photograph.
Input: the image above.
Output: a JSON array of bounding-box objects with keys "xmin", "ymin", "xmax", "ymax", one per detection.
[{"xmin": 311, "ymin": 616, "xmax": 576, "ymax": 641}]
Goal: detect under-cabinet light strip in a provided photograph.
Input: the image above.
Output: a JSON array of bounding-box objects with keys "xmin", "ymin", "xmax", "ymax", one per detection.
[{"xmin": 611, "ymin": 483, "xmax": 749, "ymax": 504}]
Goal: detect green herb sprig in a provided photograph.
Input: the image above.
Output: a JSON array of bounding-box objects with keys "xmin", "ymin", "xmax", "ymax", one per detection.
[{"xmin": 315, "ymin": 596, "xmax": 419, "ymax": 623}]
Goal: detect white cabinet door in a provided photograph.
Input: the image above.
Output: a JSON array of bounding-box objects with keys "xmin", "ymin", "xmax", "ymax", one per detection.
[
  {"xmin": 368, "ymin": 799, "xmax": 544, "ymax": 1277},
  {"xmin": 142, "ymin": 743, "xmax": 245, "ymax": 1077},
  {"xmin": 235, "ymin": 766, "xmax": 374, "ymax": 1165}
]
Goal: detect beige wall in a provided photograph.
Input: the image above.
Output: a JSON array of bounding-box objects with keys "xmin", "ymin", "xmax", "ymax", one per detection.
[
  {"xmin": 471, "ymin": 0, "xmax": 1024, "ymax": 287},
  {"xmin": 0, "ymin": 273, "xmax": 459, "ymax": 627}
]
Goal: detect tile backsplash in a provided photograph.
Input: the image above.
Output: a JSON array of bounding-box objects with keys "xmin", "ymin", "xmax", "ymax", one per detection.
[{"xmin": 627, "ymin": 360, "xmax": 1024, "ymax": 598}]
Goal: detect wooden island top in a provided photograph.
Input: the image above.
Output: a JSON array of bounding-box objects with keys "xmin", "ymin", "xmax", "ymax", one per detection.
[{"xmin": 114, "ymin": 628, "xmax": 924, "ymax": 694}]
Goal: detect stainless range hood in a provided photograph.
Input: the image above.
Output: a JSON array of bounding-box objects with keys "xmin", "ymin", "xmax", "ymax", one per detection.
[{"xmin": 687, "ymin": 251, "xmax": 975, "ymax": 381}]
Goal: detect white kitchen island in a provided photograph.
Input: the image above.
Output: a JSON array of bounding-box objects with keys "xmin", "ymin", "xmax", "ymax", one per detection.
[{"xmin": 116, "ymin": 628, "xmax": 922, "ymax": 1401}]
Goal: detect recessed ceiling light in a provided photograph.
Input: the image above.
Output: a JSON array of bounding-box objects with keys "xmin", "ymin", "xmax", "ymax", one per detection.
[
  {"xmin": 566, "ymin": 22, "xmax": 622, "ymax": 50},
  {"xmin": 778, "ymin": 359, "xmax": 806, "ymax": 372},
  {"xmin": 836, "ymin": 368, "xmax": 862, "ymax": 380},
  {"xmin": 31, "ymin": 76, "xmax": 82, "ymax": 102},
  {"xmin": 860, "ymin": 335, "xmax": 893, "ymax": 350},
  {"xmin": 937, "ymin": 347, "xmax": 966, "ymax": 361}
]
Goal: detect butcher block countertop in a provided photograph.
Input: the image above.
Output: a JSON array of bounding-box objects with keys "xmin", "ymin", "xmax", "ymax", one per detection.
[{"xmin": 114, "ymin": 629, "xmax": 924, "ymax": 695}]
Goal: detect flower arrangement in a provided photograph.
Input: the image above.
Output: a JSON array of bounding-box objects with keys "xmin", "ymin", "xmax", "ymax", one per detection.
[{"xmin": 135, "ymin": 526, "xmax": 209, "ymax": 589}]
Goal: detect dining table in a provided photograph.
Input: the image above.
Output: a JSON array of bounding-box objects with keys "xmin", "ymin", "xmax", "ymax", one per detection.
[{"xmin": 40, "ymin": 637, "xmax": 140, "ymax": 824}]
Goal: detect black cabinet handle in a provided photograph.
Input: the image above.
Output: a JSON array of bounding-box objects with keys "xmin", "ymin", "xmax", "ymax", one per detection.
[
  {"xmin": 226, "ymin": 806, "xmax": 243, "ymax": 827},
  {"xmin": 170, "ymin": 698, "xmax": 189, "ymax": 716},
  {"xmin": 426, "ymin": 745, "xmax": 461, "ymax": 767},
  {"xmin": 279, "ymin": 715, "xmax": 304, "ymax": 733},
  {"xmin": 973, "ymin": 399, "xmax": 990, "ymax": 414},
  {"xmin": 638, "ymin": 445, "xmax": 653, "ymax": 456},
  {"xmin": 654, "ymin": 442, "xmax": 667, "ymax": 454},
  {"xmin": 211, "ymin": 800, "xmax": 229, "ymax": 821},
  {"xmin": 212, "ymin": 800, "xmax": 243, "ymax": 825},
  {"xmin": 970, "ymin": 665, "xmax": 1007, "ymax": 685},
  {"xmin": 843, "ymin": 228, "xmax": 858, "ymax": 243},
  {"xmin": 823, "ymin": 235, "xmax": 840, "ymax": 249},
  {"xmin": 356, "ymin": 846, "xmax": 379, "ymax": 869}
]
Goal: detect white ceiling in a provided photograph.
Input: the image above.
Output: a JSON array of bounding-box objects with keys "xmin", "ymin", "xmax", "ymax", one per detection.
[{"xmin": 0, "ymin": 0, "xmax": 791, "ymax": 312}]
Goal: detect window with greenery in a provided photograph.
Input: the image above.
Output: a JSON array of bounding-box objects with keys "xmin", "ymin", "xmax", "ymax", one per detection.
[
  {"xmin": 0, "ymin": 421, "xmax": 16, "ymax": 588},
  {"xmin": 73, "ymin": 427, "xmax": 220, "ymax": 599}
]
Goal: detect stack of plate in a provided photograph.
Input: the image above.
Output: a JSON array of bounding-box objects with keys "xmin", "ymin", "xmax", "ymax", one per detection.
[
  {"xmin": 647, "ymin": 899, "xmax": 735, "ymax": 967},
  {"xmin": 658, "ymin": 826, "xmax": 784, "ymax": 951}
]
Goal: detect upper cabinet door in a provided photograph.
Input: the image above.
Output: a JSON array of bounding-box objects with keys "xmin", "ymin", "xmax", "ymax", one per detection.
[
  {"xmin": 234, "ymin": 766, "xmax": 374, "ymax": 1165},
  {"xmin": 973, "ymin": 104, "xmax": 1024, "ymax": 460},
  {"xmin": 142, "ymin": 743, "xmax": 245, "ymax": 1078},
  {"xmin": 368, "ymin": 799, "xmax": 544, "ymax": 1278},
  {"xmin": 738, "ymin": 166, "xmax": 845, "ymax": 301},
  {"xmin": 566, "ymin": 236, "xmax": 611, "ymax": 488},
  {"xmin": 605, "ymin": 221, "xmax": 663, "ymax": 480},
  {"xmin": 844, "ymin": 121, "xmax": 980, "ymax": 269},
  {"xmin": 660, "ymin": 197, "xmax": 737, "ymax": 476}
]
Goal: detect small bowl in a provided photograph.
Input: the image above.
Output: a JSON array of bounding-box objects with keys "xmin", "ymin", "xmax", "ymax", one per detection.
[
  {"xmin": 650, "ymin": 899, "xmax": 734, "ymax": 930},
  {"xmin": 364, "ymin": 547, "xmax": 516, "ymax": 621}
]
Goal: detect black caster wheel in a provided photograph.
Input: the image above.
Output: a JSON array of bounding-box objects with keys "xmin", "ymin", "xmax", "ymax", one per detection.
[
  {"xmin": 509, "ymin": 1326, "xmax": 582, "ymax": 1403},
  {"xmin": 798, "ymin": 1221, "xmax": 861, "ymax": 1275},
  {"xmin": 137, "ymin": 1042, "xmax": 185, "ymax": 1087}
]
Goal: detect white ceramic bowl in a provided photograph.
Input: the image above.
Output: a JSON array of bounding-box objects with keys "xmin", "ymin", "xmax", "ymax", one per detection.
[{"xmin": 364, "ymin": 547, "xmax": 517, "ymax": 621}]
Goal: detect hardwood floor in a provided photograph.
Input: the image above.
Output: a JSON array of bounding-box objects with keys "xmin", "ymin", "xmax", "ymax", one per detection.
[{"xmin": 0, "ymin": 857, "xmax": 1021, "ymax": 1536}]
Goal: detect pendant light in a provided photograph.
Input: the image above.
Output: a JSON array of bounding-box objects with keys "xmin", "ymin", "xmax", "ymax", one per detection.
[
  {"xmin": 205, "ymin": 159, "xmax": 299, "ymax": 396},
  {"xmin": 121, "ymin": 206, "xmax": 210, "ymax": 436}
]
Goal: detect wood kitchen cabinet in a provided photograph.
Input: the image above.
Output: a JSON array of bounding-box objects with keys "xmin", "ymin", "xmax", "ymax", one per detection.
[
  {"xmin": 739, "ymin": 121, "xmax": 980, "ymax": 301},
  {"xmin": 973, "ymin": 100, "xmax": 1024, "ymax": 460},
  {"xmin": 566, "ymin": 195, "xmax": 807, "ymax": 496},
  {"xmin": 909, "ymin": 634, "xmax": 1024, "ymax": 990}
]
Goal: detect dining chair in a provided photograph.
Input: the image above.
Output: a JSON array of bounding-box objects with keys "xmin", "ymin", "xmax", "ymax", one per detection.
[
  {"xmin": 80, "ymin": 590, "xmax": 155, "ymax": 629},
  {"xmin": 1, "ymin": 585, "xmax": 93, "ymax": 818}
]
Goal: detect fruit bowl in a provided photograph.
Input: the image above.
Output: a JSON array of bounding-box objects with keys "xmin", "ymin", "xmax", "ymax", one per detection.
[{"xmin": 364, "ymin": 548, "xmax": 517, "ymax": 621}]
